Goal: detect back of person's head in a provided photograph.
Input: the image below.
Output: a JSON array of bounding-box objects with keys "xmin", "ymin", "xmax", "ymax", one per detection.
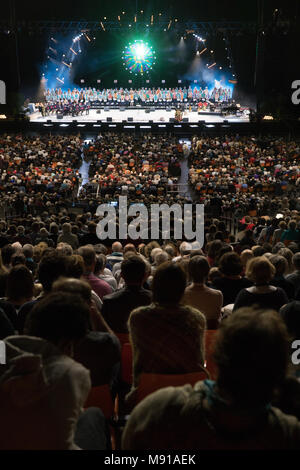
[
  {"xmin": 31, "ymin": 221, "xmax": 40, "ymax": 233},
  {"xmin": 87, "ymin": 221, "xmax": 97, "ymax": 233},
  {"xmin": 214, "ymin": 231, "xmax": 225, "ymax": 242},
  {"xmin": 145, "ymin": 241, "xmax": 160, "ymax": 259},
  {"xmin": 11, "ymin": 253, "xmax": 26, "ymax": 267},
  {"xmin": 278, "ymin": 247, "xmax": 293, "ymax": 268},
  {"xmin": 112, "ymin": 241, "xmax": 123, "ymax": 253},
  {"xmin": 288, "ymin": 220, "xmax": 297, "ymax": 231},
  {"xmin": 94, "ymin": 254, "xmax": 106, "ymax": 275},
  {"xmin": 292, "ymin": 252, "xmax": 300, "ymax": 271},
  {"xmin": 188, "ymin": 255, "xmax": 210, "ymax": 283},
  {"xmin": 38, "ymin": 252, "xmax": 68, "ymax": 293},
  {"xmin": 26, "ymin": 292, "xmax": 89, "ymax": 351},
  {"xmin": 1, "ymin": 244, "xmax": 15, "ymax": 266},
  {"xmin": 214, "ymin": 307, "xmax": 289, "ymax": 407},
  {"xmin": 280, "ymin": 301, "xmax": 300, "ymax": 340},
  {"xmin": 124, "ymin": 244, "xmax": 137, "ymax": 255},
  {"xmin": 94, "ymin": 243, "xmax": 108, "ymax": 255},
  {"xmin": 218, "ymin": 252, "xmax": 243, "ymax": 277},
  {"xmin": 240, "ymin": 249, "xmax": 254, "ymax": 267},
  {"xmin": 23, "ymin": 244, "xmax": 34, "ymax": 259},
  {"xmin": 154, "ymin": 251, "xmax": 169, "ymax": 267},
  {"xmin": 207, "ymin": 240, "xmax": 223, "ymax": 260},
  {"xmin": 163, "ymin": 244, "xmax": 176, "ymax": 259},
  {"xmin": 179, "ymin": 242, "xmax": 192, "ymax": 256},
  {"xmin": 216, "ymin": 244, "xmax": 233, "ymax": 262},
  {"xmin": 65, "ymin": 254, "xmax": 85, "ymax": 279},
  {"xmin": 62, "ymin": 223, "xmax": 71, "ymax": 234},
  {"xmin": 6, "ymin": 265, "xmax": 34, "ymax": 302},
  {"xmin": 152, "ymin": 261, "xmax": 186, "ymax": 304},
  {"xmin": 279, "ymin": 220, "xmax": 287, "ymax": 231},
  {"xmin": 56, "ymin": 242, "xmax": 73, "ymax": 256},
  {"xmin": 208, "ymin": 267, "xmax": 222, "ymax": 283},
  {"xmin": 272, "ymin": 242, "xmax": 285, "ymax": 253},
  {"xmin": 77, "ymin": 245, "xmax": 96, "ymax": 269},
  {"xmin": 288, "ymin": 242, "xmax": 299, "ymax": 254},
  {"xmin": 52, "ymin": 277, "xmax": 92, "ymax": 305},
  {"xmin": 17, "ymin": 225, "xmax": 25, "ymax": 234},
  {"xmin": 121, "ymin": 255, "xmax": 146, "ymax": 285},
  {"xmin": 246, "ymin": 256, "xmax": 275, "ymax": 284},
  {"xmin": 269, "ymin": 254, "xmax": 288, "ymax": 276},
  {"xmin": 252, "ymin": 246, "xmax": 267, "ymax": 257}
]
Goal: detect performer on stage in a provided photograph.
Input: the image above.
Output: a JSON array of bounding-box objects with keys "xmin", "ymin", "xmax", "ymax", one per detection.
[{"xmin": 175, "ymin": 108, "xmax": 183, "ymax": 122}]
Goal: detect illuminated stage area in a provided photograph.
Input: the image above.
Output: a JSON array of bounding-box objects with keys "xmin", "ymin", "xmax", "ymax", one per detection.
[{"xmin": 30, "ymin": 108, "xmax": 249, "ymax": 124}]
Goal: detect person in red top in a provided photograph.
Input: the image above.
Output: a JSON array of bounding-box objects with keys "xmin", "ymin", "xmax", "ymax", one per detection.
[{"xmin": 77, "ymin": 245, "xmax": 112, "ymax": 300}]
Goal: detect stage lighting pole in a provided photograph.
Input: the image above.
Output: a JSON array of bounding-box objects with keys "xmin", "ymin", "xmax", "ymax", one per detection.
[
  {"xmin": 254, "ymin": 0, "xmax": 265, "ymax": 114},
  {"xmin": 9, "ymin": 0, "xmax": 21, "ymax": 91}
]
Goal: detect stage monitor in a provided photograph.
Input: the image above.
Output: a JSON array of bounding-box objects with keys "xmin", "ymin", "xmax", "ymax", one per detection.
[
  {"xmin": 107, "ymin": 117, "xmax": 112, "ymax": 122},
  {"xmin": 182, "ymin": 117, "xmax": 189, "ymax": 123},
  {"xmin": 128, "ymin": 117, "xmax": 133, "ymax": 122},
  {"xmin": 169, "ymin": 118, "xmax": 175, "ymax": 123}
]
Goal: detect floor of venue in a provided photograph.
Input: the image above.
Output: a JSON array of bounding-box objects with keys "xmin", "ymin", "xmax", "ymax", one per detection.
[{"xmin": 29, "ymin": 108, "xmax": 249, "ymax": 124}]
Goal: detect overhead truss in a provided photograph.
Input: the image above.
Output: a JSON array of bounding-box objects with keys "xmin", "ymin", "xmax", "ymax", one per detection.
[{"xmin": 0, "ymin": 20, "xmax": 257, "ymax": 35}]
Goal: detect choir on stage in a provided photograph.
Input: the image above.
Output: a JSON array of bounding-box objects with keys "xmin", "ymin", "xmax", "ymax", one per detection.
[{"xmin": 44, "ymin": 85, "xmax": 232, "ymax": 105}]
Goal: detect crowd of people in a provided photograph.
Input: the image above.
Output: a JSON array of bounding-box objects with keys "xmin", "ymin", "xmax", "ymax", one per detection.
[
  {"xmin": 0, "ymin": 130, "xmax": 300, "ymax": 450},
  {"xmin": 189, "ymin": 135, "xmax": 300, "ymax": 197},
  {"xmin": 44, "ymin": 85, "xmax": 233, "ymax": 105}
]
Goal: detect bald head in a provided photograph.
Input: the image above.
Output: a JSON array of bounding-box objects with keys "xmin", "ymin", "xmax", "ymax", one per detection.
[{"xmin": 112, "ymin": 242, "xmax": 123, "ymax": 253}]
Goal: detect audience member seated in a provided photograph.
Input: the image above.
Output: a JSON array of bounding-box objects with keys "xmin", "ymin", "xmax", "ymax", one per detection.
[
  {"xmin": 211, "ymin": 252, "xmax": 252, "ymax": 306},
  {"xmin": 122, "ymin": 308, "xmax": 300, "ymax": 450},
  {"xmin": 233, "ymin": 256, "xmax": 288, "ymax": 312},
  {"xmin": 52, "ymin": 278, "xmax": 121, "ymax": 390},
  {"xmin": 57, "ymin": 223, "xmax": 79, "ymax": 250},
  {"xmin": 126, "ymin": 262, "xmax": 206, "ymax": 406},
  {"xmin": 1, "ymin": 292, "xmax": 109, "ymax": 450},
  {"xmin": 269, "ymin": 255, "xmax": 295, "ymax": 300},
  {"xmin": 94, "ymin": 254, "xmax": 117, "ymax": 291},
  {"xmin": 286, "ymin": 252, "xmax": 300, "ymax": 291},
  {"xmin": 182, "ymin": 255, "xmax": 223, "ymax": 329},
  {"xmin": 77, "ymin": 245, "xmax": 112, "ymax": 300},
  {"xmin": 16, "ymin": 252, "xmax": 68, "ymax": 333},
  {"xmin": 101, "ymin": 255, "xmax": 152, "ymax": 334}
]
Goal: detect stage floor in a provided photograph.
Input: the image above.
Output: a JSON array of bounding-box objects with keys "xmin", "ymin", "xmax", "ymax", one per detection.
[{"xmin": 29, "ymin": 108, "xmax": 249, "ymax": 124}]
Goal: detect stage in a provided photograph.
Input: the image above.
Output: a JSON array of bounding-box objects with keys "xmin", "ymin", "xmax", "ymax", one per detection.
[{"xmin": 29, "ymin": 107, "xmax": 249, "ymax": 124}]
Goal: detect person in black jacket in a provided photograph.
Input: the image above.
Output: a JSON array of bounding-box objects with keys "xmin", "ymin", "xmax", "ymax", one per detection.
[
  {"xmin": 101, "ymin": 255, "xmax": 152, "ymax": 334},
  {"xmin": 234, "ymin": 256, "xmax": 288, "ymax": 312},
  {"xmin": 212, "ymin": 251, "xmax": 252, "ymax": 306}
]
